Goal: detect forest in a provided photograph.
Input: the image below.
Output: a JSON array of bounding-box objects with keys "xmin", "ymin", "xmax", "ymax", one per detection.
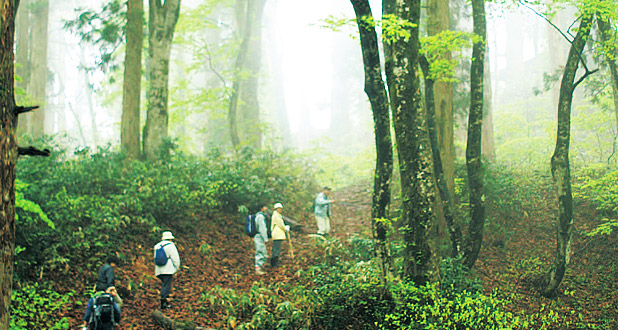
[{"xmin": 0, "ymin": 0, "xmax": 618, "ymax": 329}]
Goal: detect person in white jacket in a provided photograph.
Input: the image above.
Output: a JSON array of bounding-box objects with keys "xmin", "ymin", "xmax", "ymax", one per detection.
[
  {"xmin": 254, "ymin": 204, "xmax": 270, "ymax": 275},
  {"xmin": 154, "ymin": 231, "xmax": 180, "ymax": 309}
]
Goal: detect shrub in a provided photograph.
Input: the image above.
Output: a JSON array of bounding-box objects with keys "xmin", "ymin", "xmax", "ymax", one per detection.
[
  {"xmin": 10, "ymin": 283, "xmax": 73, "ymax": 330},
  {"xmin": 378, "ymin": 281, "xmax": 522, "ymax": 330}
]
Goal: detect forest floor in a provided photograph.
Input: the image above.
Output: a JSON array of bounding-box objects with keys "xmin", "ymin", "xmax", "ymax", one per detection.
[{"xmin": 64, "ymin": 182, "xmax": 618, "ymax": 329}]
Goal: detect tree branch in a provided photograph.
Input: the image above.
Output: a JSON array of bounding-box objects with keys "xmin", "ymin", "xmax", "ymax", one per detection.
[
  {"xmin": 574, "ymin": 68, "xmax": 599, "ymax": 89},
  {"xmin": 13, "ymin": 105, "xmax": 40, "ymax": 115},
  {"xmin": 18, "ymin": 146, "xmax": 51, "ymax": 157},
  {"xmin": 518, "ymin": 1, "xmax": 572, "ymax": 43}
]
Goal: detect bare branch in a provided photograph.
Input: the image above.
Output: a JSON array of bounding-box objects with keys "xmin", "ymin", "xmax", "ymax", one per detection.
[
  {"xmin": 13, "ymin": 105, "xmax": 40, "ymax": 115},
  {"xmin": 18, "ymin": 146, "xmax": 51, "ymax": 157}
]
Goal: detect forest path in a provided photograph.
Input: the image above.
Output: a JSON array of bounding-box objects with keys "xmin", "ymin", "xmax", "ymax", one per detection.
[
  {"xmin": 67, "ymin": 182, "xmax": 618, "ymax": 329},
  {"xmin": 112, "ymin": 185, "xmax": 373, "ymax": 329}
]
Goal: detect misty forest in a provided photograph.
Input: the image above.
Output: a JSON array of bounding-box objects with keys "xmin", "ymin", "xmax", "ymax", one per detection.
[{"xmin": 1, "ymin": 0, "xmax": 618, "ymax": 329}]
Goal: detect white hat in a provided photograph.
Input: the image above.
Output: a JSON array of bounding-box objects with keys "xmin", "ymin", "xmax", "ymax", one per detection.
[
  {"xmin": 161, "ymin": 231, "xmax": 175, "ymax": 240},
  {"xmin": 274, "ymin": 203, "xmax": 283, "ymax": 209}
]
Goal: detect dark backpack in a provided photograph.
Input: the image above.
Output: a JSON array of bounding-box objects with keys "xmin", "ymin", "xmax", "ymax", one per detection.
[
  {"xmin": 245, "ymin": 214, "xmax": 257, "ymax": 237},
  {"xmin": 89, "ymin": 293, "xmax": 116, "ymax": 330},
  {"xmin": 263, "ymin": 212, "xmax": 272, "ymax": 239},
  {"xmin": 154, "ymin": 242, "xmax": 171, "ymax": 266}
]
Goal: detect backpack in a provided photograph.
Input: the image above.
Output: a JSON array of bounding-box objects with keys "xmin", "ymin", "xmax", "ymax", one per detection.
[
  {"xmin": 89, "ymin": 293, "xmax": 116, "ymax": 330},
  {"xmin": 245, "ymin": 214, "xmax": 257, "ymax": 237},
  {"xmin": 264, "ymin": 212, "xmax": 272, "ymax": 239},
  {"xmin": 154, "ymin": 242, "xmax": 171, "ymax": 266}
]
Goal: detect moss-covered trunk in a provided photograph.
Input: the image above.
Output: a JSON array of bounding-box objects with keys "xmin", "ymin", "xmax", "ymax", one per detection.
[
  {"xmin": 350, "ymin": 0, "xmax": 394, "ymax": 282},
  {"xmin": 0, "ymin": 1, "xmax": 18, "ymax": 327},
  {"xmin": 544, "ymin": 12, "xmax": 594, "ymax": 298},
  {"xmin": 463, "ymin": 0, "xmax": 486, "ymax": 269},
  {"xmin": 121, "ymin": 0, "xmax": 144, "ymax": 159},
  {"xmin": 385, "ymin": 0, "xmax": 435, "ymax": 285},
  {"xmin": 143, "ymin": 0, "xmax": 180, "ymax": 159}
]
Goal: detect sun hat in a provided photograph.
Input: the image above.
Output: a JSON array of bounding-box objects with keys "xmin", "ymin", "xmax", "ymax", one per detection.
[
  {"xmin": 274, "ymin": 203, "xmax": 284, "ymax": 209},
  {"xmin": 161, "ymin": 231, "xmax": 175, "ymax": 240}
]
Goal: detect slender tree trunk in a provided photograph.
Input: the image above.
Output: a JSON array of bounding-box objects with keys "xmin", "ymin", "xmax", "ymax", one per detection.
[
  {"xmin": 122, "ymin": 0, "xmax": 144, "ymax": 159},
  {"xmin": 597, "ymin": 18, "xmax": 618, "ymax": 153},
  {"xmin": 28, "ymin": 0, "xmax": 47, "ymax": 136},
  {"xmin": 143, "ymin": 0, "xmax": 180, "ymax": 159},
  {"xmin": 463, "ymin": 0, "xmax": 486, "ymax": 269},
  {"xmin": 386, "ymin": 0, "xmax": 435, "ymax": 285},
  {"xmin": 544, "ymin": 12, "xmax": 594, "ymax": 298},
  {"xmin": 15, "ymin": 0, "xmax": 47, "ymax": 138},
  {"xmin": 350, "ymin": 0, "xmax": 394, "ymax": 283},
  {"xmin": 15, "ymin": 0, "xmax": 29, "ymax": 137},
  {"xmin": 0, "ymin": 1, "xmax": 18, "ymax": 327},
  {"xmin": 229, "ymin": 0, "xmax": 266, "ymax": 150},
  {"xmin": 420, "ymin": 56, "xmax": 462, "ymax": 258},
  {"xmin": 426, "ymin": 0, "xmax": 460, "ymax": 259},
  {"xmin": 482, "ymin": 44, "xmax": 495, "ymax": 160}
]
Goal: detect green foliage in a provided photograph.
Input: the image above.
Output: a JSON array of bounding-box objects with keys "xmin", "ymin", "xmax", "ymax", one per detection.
[
  {"xmin": 15, "ymin": 144, "xmax": 316, "ymax": 282},
  {"xmin": 573, "ymin": 165, "xmax": 618, "ymax": 214},
  {"xmin": 421, "ymin": 30, "xmax": 479, "ymax": 82},
  {"xmin": 199, "ymin": 283, "xmax": 309, "ymax": 329},
  {"xmin": 10, "ymin": 283, "xmax": 73, "ymax": 330},
  {"xmin": 63, "ymin": 0, "xmax": 126, "ymax": 73},
  {"xmin": 378, "ymin": 281, "xmax": 522, "ymax": 330},
  {"xmin": 439, "ymin": 257, "xmax": 483, "ymax": 299},
  {"xmin": 573, "ymin": 166, "xmax": 618, "ymax": 236},
  {"xmin": 310, "ymin": 262, "xmax": 394, "ymax": 330}
]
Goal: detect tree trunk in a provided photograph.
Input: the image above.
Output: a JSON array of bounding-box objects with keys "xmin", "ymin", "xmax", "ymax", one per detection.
[
  {"xmin": 122, "ymin": 0, "xmax": 144, "ymax": 159},
  {"xmin": 482, "ymin": 44, "xmax": 495, "ymax": 160},
  {"xmin": 0, "ymin": 1, "xmax": 18, "ymax": 328},
  {"xmin": 426, "ymin": 0, "xmax": 460, "ymax": 259},
  {"xmin": 385, "ymin": 0, "xmax": 435, "ymax": 285},
  {"xmin": 350, "ymin": 0, "xmax": 394, "ymax": 283},
  {"xmin": 597, "ymin": 17, "xmax": 618, "ymax": 154},
  {"xmin": 229, "ymin": 0, "xmax": 266, "ymax": 150},
  {"xmin": 143, "ymin": 0, "xmax": 180, "ymax": 159},
  {"xmin": 544, "ymin": 12, "xmax": 594, "ymax": 298},
  {"xmin": 463, "ymin": 0, "xmax": 486, "ymax": 269},
  {"xmin": 15, "ymin": 0, "xmax": 47, "ymax": 139},
  {"xmin": 28, "ymin": 0, "xmax": 47, "ymax": 136},
  {"xmin": 420, "ymin": 56, "xmax": 462, "ymax": 258}
]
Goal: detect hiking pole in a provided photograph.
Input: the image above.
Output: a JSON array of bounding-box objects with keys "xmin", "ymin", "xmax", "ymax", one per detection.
[{"xmin": 286, "ymin": 230, "xmax": 295, "ymax": 259}]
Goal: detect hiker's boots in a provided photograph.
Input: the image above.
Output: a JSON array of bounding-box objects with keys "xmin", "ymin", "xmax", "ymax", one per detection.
[{"xmin": 271, "ymin": 257, "xmax": 279, "ymax": 268}]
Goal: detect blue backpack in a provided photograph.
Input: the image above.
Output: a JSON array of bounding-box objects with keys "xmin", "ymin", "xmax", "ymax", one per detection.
[
  {"xmin": 245, "ymin": 214, "xmax": 257, "ymax": 237},
  {"xmin": 154, "ymin": 242, "xmax": 171, "ymax": 266}
]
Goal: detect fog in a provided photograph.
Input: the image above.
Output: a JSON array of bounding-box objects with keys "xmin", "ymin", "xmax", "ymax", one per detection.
[{"xmin": 19, "ymin": 1, "xmax": 616, "ymax": 167}]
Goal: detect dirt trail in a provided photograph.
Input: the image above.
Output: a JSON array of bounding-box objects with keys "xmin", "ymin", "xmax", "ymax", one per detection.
[
  {"xmin": 67, "ymin": 184, "xmax": 618, "ymax": 329},
  {"xmin": 79, "ymin": 187, "xmax": 371, "ymax": 329}
]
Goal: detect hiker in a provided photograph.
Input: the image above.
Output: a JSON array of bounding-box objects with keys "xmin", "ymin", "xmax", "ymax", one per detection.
[
  {"xmin": 270, "ymin": 203, "xmax": 289, "ymax": 268},
  {"xmin": 154, "ymin": 231, "xmax": 180, "ymax": 309},
  {"xmin": 254, "ymin": 204, "xmax": 270, "ymax": 275},
  {"xmin": 95, "ymin": 254, "xmax": 123, "ymax": 306},
  {"xmin": 314, "ymin": 187, "xmax": 334, "ymax": 236},
  {"xmin": 81, "ymin": 286, "xmax": 121, "ymax": 330}
]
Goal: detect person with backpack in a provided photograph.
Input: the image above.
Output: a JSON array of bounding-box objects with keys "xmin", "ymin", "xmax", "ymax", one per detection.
[
  {"xmin": 154, "ymin": 231, "xmax": 180, "ymax": 309},
  {"xmin": 314, "ymin": 187, "xmax": 335, "ymax": 236},
  {"xmin": 270, "ymin": 203, "xmax": 289, "ymax": 268},
  {"xmin": 94, "ymin": 255, "xmax": 123, "ymax": 306},
  {"xmin": 81, "ymin": 286, "xmax": 121, "ymax": 330},
  {"xmin": 254, "ymin": 204, "xmax": 270, "ymax": 275}
]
